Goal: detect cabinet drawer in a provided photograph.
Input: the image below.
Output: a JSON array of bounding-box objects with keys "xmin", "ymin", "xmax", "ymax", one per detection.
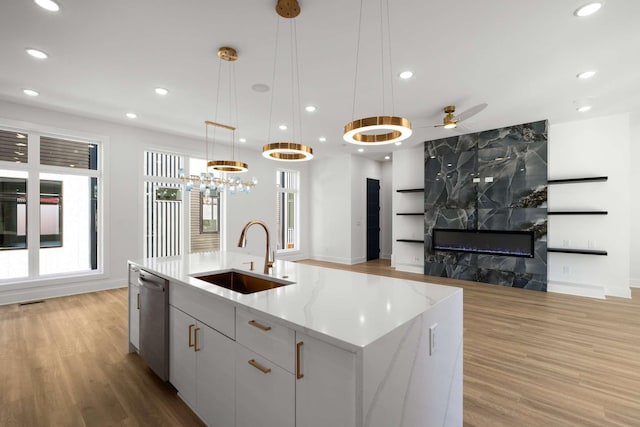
[
  {"xmin": 169, "ymin": 283, "xmax": 235, "ymax": 339},
  {"xmin": 236, "ymin": 308, "xmax": 295, "ymax": 373},
  {"xmin": 235, "ymin": 344, "xmax": 294, "ymax": 427}
]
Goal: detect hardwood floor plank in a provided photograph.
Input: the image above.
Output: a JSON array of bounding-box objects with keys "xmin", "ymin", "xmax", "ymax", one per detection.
[{"xmin": 1, "ymin": 260, "xmax": 638, "ymax": 426}]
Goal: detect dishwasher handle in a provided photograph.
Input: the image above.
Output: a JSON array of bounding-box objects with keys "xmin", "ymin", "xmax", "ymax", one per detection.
[{"xmin": 138, "ymin": 274, "xmax": 165, "ymax": 291}]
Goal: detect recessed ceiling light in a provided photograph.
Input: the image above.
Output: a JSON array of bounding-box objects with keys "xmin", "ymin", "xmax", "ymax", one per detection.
[
  {"xmin": 279, "ymin": 124, "xmax": 288, "ymax": 130},
  {"xmin": 23, "ymin": 89, "xmax": 39, "ymax": 96},
  {"xmin": 574, "ymin": 2, "xmax": 602, "ymax": 17},
  {"xmin": 399, "ymin": 71, "xmax": 413, "ymax": 79},
  {"xmin": 384, "ymin": 155, "xmax": 390, "ymax": 160},
  {"xmin": 305, "ymin": 105, "xmax": 317, "ymax": 113},
  {"xmin": 357, "ymin": 148, "xmax": 364, "ymax": 153},
  {"xmin": 394, "ymin": 141, "xmax": 402, "ymax": 146},
  {"xmin": 154, "ymin": 87, "xmax": 169, "ymax": 95},
  {"xmin": 126, "ymin": 112, "xmax": 137, "ymax": 119},
  {"xmin": 34, "ymin": 0, "xmax": 60, "ymax": 12},
  {"xmin": 319, "ymin": 137, "xmax": 326, "ymax": 142},
  {"xmin": 251, "ymin": 83, "xmax": 270, "ymax": 93},
  {"xmin": 25, "ymin": 48, "xmax": 48, "ymax": 59},
  {"xmin": 577, "ymin": 105, "xmax": 592, "ymax": 112},
  {"xmin": 577, "ymin": 70, "xmax": 597, "ymax": 79},
  {"xmin": 239, "ymin": 138, "xmax": 247, "ymax": 143}
]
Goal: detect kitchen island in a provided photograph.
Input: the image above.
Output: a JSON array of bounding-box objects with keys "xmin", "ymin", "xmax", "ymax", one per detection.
[{"xmin": 128, "ymin": 252, "xmax": 463, "ymax": 427}]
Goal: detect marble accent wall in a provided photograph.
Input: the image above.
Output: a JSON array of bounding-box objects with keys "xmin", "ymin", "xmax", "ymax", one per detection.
[{"xmin": 424, "ymin": 120, "xmax": 548, "ymax": 291}]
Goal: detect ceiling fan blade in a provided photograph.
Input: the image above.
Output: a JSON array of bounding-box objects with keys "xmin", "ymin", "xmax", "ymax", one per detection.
[{"xmin": 456, "ymin": 103, "xmax": 488, "ymax": 122}]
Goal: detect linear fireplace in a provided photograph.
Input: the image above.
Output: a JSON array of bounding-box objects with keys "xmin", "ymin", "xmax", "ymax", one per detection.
[{"xmin": 432, "ymin": 229, "xmax": 535, "ymax": 258}]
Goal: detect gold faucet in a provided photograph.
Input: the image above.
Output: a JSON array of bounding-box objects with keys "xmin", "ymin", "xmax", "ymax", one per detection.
[{"xmin": 237, "ymin": 220, "xmax": 273, "ymax": 274}]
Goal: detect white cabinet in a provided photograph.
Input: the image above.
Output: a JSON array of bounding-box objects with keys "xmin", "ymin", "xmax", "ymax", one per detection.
[
  {"xmin": 128, "ymin": 266, "xmax": 140, "ymax": 352},
  {"xmin": 295, "ymin": 332, "xmax": 357, "ymax": 427},
  {"xmin": 235, "ymin": 308, "xmax": 295, "ymax": 427},
  {"xmin": 169, "ymin": 306, "xmax": 197, "ymax": 406},
  {"xmin": 235, "ymin": 344, "xmax": 294, "ymax": 427},
  {"xmin": 169, "ymin": 305, "xmax": 235, "ymax": 427}
]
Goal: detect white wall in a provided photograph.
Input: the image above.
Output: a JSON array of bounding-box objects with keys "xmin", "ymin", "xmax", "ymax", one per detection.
[
  {"xmin": 309, "ymin": 155, "xmax": 352, "ymax": 263},
  {"xmin": 630, "ymin": 112, "xmax": 640, "ymax": 288},
  {"xmin": 350, "ymin": 156, "xmax": 382, "ymax": 263},
  {"xmin": 548, "ymin": 113, "xmax": 631, "ymax": 298},
  {"xmin": 391, "ymin": 146, "xmax": 424, "ymax": 274},
  {"xmin": 223, "ymin": 149, "xmax": 310, "ymax": 263},
  {"xmin": 0, "ymin": 99, "xmax": 310, "ymax": 304},
  {"xmin": 309, "ymin": 154, "xmax": 390, "ymax": 265},
  {"xmin": 380, "ymin": 161, "xmax": 393, "ymax": 259}
]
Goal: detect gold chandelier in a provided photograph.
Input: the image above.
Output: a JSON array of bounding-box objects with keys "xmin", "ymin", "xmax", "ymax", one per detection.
[
  {"xmin": 180, "ymin": 47, "xmax": 257, "ymax": 194},
  {"xmin": 343, "ymin": 0, "xmax": 412, "ymax": 145},
  {"xmin": 262, "ymin": 0, "xmax": 314, "ymax": 162}
]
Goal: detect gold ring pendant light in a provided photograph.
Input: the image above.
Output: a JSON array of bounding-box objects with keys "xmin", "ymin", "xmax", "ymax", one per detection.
[
  {"xmin": 343, "ymin": 0, "xmax": 412, "ymax": 145},
  {"xmin": 208, "ymin": 47, "xmax": 249, "ymax": 173},
  {"xmin": 262, "ymin": 0, "xmax": 314, "ymax": 162}
]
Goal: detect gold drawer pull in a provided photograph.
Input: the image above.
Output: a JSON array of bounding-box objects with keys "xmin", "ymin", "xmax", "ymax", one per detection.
[
  {"xmin": 248, "ymin": 320, "xmax": 272, "ymax": 332},
  {"xmin": 248, "ymin": 359, "xmax": 271, "ymax": 374},
  {"xmin": 188, "ymin": 324, "xmax": 195, "ymax": 348},
  {"xmin": 296, "ymin": 341, "xmax": 304, "ymax": 379},
  {"xmin": 194, "ymin": 327, "xmax": 201, "ymax": 352}
]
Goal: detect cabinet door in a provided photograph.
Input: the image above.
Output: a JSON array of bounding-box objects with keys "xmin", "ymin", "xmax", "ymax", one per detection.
[
  {"xmin": 195, "ymin": 322, "xmax": 235, "ymax": 427},
  {"xmin": 169, "ymin": 306, "xmax": 197, "ymax": 408},
  {"xmin": 295, "ymin": 333, "xmax": 357, "ymax": 427},
  {"xmin": 235, "ymin": 344, "xmax": 294, "ymax": 427},
  {"xmin": 128, "ymin": 283, "xmax": 140, "ymax": 351}
]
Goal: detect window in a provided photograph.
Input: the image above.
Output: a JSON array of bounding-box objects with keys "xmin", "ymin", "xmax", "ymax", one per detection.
[
  {"xmin": 276, "ymin": 169, "xmax": 299, "ymax": 251},
  {"xmin": 0, "ymin": 126, "xmax": 102, "ymax": 281},
  {"xmin": 143, "ymin": 151, "xmax": 184, "ymax": 258}
]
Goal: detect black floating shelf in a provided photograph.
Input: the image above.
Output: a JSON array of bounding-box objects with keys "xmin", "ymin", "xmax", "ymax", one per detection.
[
  {"xmin": 547, "ymin": 248, "xmax": 608, "ymax": 256},
  {"xmin": 548, "ymin": 176, "xmax": 608, "ymax": 184},
  {"xmin": 396, "ymin": 212, "xmax": 425, "ymax": 216},
  {"xmin": 396, "ymin": 188, "xmax": 424, "ymax": 193},
  {"xmin": 547, "ymin": 211, "xmax": 608, "ymax": 215},
  {"xmin": 396, "ymin": 239, "xmax": 424, "ymax": 243}
]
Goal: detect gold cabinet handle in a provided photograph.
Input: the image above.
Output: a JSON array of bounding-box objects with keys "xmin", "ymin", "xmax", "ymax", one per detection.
[
  {"xmin": 188, "ymin": 324, "xmax": 195, "ymax": 348},
  {"xmin": 194, "ymin": 327, "xmax": 201, "ymax": 352},
  {"xmin": 136, "ymin": 293, "xmax": 140, "ymax": 310},
  {"xmin": 248, "ymin": 320, "xmax": 272, "ymax": 332},
  {"xmin": 248, "ymin": 359, "xmax": 271, "ymax": 374},
  {"xmin": 296, "ymin": 341, "xmax": 304, "ymax": 379}
]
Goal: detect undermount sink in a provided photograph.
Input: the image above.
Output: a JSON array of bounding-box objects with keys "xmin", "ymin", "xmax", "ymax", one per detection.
[{"xmin": 193, "ymin": 270, "xmax": 292, "ymax": 294}]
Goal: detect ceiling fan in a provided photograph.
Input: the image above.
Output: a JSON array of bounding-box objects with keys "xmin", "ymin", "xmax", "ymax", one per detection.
[{"xmin": 433, "ymin": 103, "xmax": 488, "ymax": 129}]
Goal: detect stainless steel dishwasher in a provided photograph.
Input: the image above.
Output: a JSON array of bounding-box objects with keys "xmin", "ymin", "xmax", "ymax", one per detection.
[{"xmin": 138, "ymin": 269, "xmax": 169, "ymax": 381}]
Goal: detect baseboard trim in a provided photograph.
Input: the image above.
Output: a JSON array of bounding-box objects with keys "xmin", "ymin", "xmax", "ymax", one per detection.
[
  {"xmin": 0, "ymin": 279, "xmax": 125, "ymax": 306},
  {"xmin": 547, "ymin": 281, "xmax": 606, "ymax": 299},
  {"xmin": 630, "ymin": 278, "xmax": 640, "ymax": 288},
  {"xmin": 394, "ymin": 263, "xmax": 424, "ymax": 274},
  {"xmin": 605, "ymin": 287, "xmax": 632, "ymax": 298}
]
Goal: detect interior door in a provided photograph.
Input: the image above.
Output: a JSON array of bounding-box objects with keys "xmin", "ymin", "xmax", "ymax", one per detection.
[{"xmin": 366, "ymin": 178, "xmax": 380, "ymax": 261}]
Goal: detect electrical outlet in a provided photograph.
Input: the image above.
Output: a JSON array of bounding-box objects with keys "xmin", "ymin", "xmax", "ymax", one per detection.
[
  {"xmin": 429, "ymin": 323, "xmax": 438, "ymax": 356},
  {"xmin": 562, "ymin": 265, "xmax": 571, "ymax": 275},
  {"xmin": 562, "ymin": 239, "xmax": 571, "ymax": 248}
]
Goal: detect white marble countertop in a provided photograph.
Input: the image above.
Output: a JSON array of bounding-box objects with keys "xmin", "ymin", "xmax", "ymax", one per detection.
[{"xmin": 129, "ymin": 252, "xmax": 462, "ymax": 352}]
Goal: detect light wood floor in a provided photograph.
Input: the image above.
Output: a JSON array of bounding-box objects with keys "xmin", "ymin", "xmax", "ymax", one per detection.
[{"xmin": 1, "ymin": 260, "xmax": 638, "ymax": 426}]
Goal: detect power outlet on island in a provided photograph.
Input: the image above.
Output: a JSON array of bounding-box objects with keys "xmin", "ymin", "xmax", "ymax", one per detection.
[{"xmin": 429, "ymin": 323, "xmax": 438, "ymax": 356}]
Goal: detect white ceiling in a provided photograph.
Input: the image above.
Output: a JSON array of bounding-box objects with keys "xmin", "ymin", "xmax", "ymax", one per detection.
[{"xmin": 1, "ymin": 0, "xmax": 639, "ymax": 161}]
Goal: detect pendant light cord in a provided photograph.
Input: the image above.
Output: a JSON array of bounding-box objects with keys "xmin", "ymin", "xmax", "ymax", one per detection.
[
  {"xmin": 267, "ymin": 17, "xmax": 281, "ymax": 145},
  {"xmin": 385, "ymin": 0, "xmax": 395, "ymax": 116},
  {"xmin": 351, "ymin": 0, "xmax": 365, "ymax": 121},
  {"xmin": 379, "ymin": 0, "xmax": 385, "ymax": 116},
  {"xmin": 293, "ymin": 19, "xmax": 303, "ymax": 144},
  {"xmin": 212, "ymin": 57, "xmax": 223, "ymax": 159},
  {"xmin": 232, "ymin": 60, "xmax": 239, "ymax": 161}
]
